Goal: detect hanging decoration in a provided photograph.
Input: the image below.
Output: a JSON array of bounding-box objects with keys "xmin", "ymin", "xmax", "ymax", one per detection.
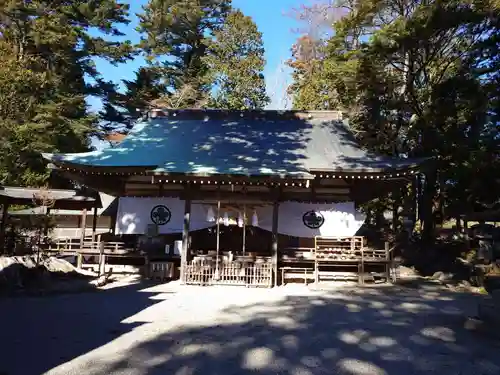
[
  {"xmin": 206, "ymin": 206, "xmax": 215, "ymax": 222},
  {"xmin": 223, "ymin": 212, "xmax": 230, "ymax": 227},
  {"xmin": 252, "ymin": 210, "xmax": 259, "ymax": 226}
]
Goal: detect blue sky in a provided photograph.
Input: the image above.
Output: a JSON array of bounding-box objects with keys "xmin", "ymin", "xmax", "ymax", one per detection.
[{"xmin": 88, "ymin": 0, "xmax": 305, "ymax": 112}]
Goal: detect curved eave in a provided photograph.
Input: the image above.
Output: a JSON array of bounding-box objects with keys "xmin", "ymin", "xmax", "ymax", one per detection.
[
  {"xmin": 44, "ymin": 156, "xmax": 157, "ymax": 174},
  {"xmin": 49, "ymin": 161, "xmax": 316, "ymax": 180},
  {"xmin": 309, "ymin": 156, "xmax": 432, "ymax": 176},
  {"xmin": 45, "ymin": 154, "xmax": 431, "ymax": 181}
]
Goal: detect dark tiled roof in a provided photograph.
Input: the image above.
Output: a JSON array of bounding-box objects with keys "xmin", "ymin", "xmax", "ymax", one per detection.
[
  {"xmin": 43, "ymin": 110, "xmax": 425, "ymax": 178},
  {"xmin": 0, "ymin": 186, "xmax": 100, "ymax": 209}
]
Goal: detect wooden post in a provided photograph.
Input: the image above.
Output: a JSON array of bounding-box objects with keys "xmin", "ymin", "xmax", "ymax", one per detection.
[
  {"xmin": 79, "ymin": 208, "xmax": 87, "ymax": 248},
  {"xmin": 180, "ymin": 197, "xmax": 191, "ymax": 283},
  {"xmin": 385, "ymin": 241, "xmax": 391, "ymax": 283},
  {"xmin": 77, "ymin": 208, "xmax": 87, "ymax": 268},
  {"xmin": 98, "ymin": 241, "xmax": 105, "ymax": 277},
  {"xmin": 271, "ymin": 201, "xmax": 279, "ymax": 287},
  {"xmin": 359, "ymin": 241, "xmax": 365, "ymax": 286},
  {"xmin": 0, "ymin": 202, "xmax": 9, "ymax": 254},
  {"xmin": 144, "ymin": 254, "xmax": 150, "ymax": 279},
  {"xmin": 91, "ymin": 205, "xmax": 98, "ymax": 243},
  {"xmin": 110, "ymin": 210, "xmax": 117, "ymax": 235},
  {"xmin": 43, "ymin": 207, "xmax": 51, "ymax": 237}
]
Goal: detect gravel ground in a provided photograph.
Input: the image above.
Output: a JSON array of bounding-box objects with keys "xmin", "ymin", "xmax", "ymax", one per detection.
[{"xmin": 1, "ymin": 280, "xmax": 499, "ymax": 375}]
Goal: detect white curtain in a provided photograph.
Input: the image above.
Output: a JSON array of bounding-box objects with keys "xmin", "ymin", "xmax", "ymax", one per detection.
[
  {"xmin": 116, "ymin": 198, "xmax": 366, "ymax": 237},
  {"xmin": 115, "ymin": 197, "xmax": 214, "ymax": 234},
  {"xmin": 255, "ymin": 202, "xmax": 366, "ymax": 238}
]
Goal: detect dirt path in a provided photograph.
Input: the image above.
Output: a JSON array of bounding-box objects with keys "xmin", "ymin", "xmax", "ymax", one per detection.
[{"xmin": 1, "ymin": 281, "xmax": 499, "ymax": 375}]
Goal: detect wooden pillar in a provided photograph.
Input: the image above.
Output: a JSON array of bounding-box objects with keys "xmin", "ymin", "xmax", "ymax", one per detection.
[
  {"xmin": 421, "ymin": 169, "xmax": 436, "ymax": 244},
  {"xmin": 413, "ymin": 175, "xmax": 420, "ymax": 223},
  {"xmin": 110, "ymin": 211, "xmax": 117, "ymax": 235},
  {"xmin": 385, "ymin": 241, "xmax": 391, "ymax": 283},
  {"xmin": 392, "ymin": 187, "xmax": 400, "ymax": 232},
  {"xmin": 180, "ymin": 197, "xmax": 191, "ymax": 283},
  {"xmin": 271, "ymin": 201, "xmax": 279, "ymax": 287},
  {"xmin": 0, "ymin": 202, "xmax": 9, "ymax": 254},
  {"xmin": 43, "ymin": 207, "xmax": 51, "ymax": 237},
  {"xmin": 91, "ymin": 206, "xmax": 98, "ymax": 242},
  {"xmin": 77, "ymin": 208, "xmax": 87, "ymax": 268},
  {"xmin": 98, "ymin": 241, "xmax": 106, "ymax": 277}
]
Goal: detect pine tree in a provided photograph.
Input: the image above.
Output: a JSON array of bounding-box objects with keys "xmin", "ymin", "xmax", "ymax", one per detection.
[
  {"xmin": 137, "ymin": 0, "xmax": 231, "ymax": 107},
  {"xmin": 287, "ymin": 0, "xmax": 500, "ymax": 241},
  {"xmin": 203, "ymin": 9, "xmax": 268, "ymax": 109},
  {"xmin": 100, "ymin": 67, "xmax": 168, "ymax": 132},
  {"xmin": 0, "ymin": 0, "xmax": 133, "ymax": 185}
]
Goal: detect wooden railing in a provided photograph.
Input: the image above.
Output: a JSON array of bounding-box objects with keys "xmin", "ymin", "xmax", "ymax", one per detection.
[
  {"xmin": 314, "ymin": 236, "xmax": 365, "ymax": 261},
  {"xmin": 46, "ymin": 239, "xmax": 137, "ymax": 256},
  {"xmin": 275, "ymin": 237, "xmax": 397, "ymax": 285}
]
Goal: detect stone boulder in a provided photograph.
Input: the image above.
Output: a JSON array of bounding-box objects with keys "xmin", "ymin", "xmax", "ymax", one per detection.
[
  {"xmin": 41, "ymin": 257, "xmax": 77, "ymax": 274},
  {"xmin": 431, "ymin": 271, "xmax": 454, "ymax": 282},
  {"xmin": 1, "ymin": 255, "xmax": 95, "ymax": 293},
  {"xmin": 397, "ymin": 265, "xmax": 420, "ymax": 278}
]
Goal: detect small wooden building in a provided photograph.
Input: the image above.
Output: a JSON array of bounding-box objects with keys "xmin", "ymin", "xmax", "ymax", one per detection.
[
  {"xmin": 43, "ymin": 110, "xmax": 426, "ymax": 286},
  {"xmin": 0, "ymin": 185, "xmax": 101, "ymax": 255},
  {"xmin": 9, "ymin": 192, "xmax": 116, "ymax": 239}
]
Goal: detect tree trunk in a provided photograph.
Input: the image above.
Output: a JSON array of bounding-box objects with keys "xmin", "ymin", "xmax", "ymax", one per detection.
[{"xmin": 421, "ymin": 169, "xmax": 437, "ymax": 244}]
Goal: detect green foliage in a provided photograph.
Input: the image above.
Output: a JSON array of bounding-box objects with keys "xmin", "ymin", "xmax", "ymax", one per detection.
[
  {"xmin": 103, "ymin": 1, "xmax": 269, "ymax": 129},
  {"xmin": 0, "ymin": 42, "xmax": 93, "ymax": 186},
  {"xmin": 137, "ymin": 0, "xmax": 232, "ymax": 108},
  {"xmin": 0, "ymin": 0, "xmax": 134, "ymax": 186},
  {"xmin": 100, "ymin": 67, "xmax": 168, "ymax": 131},
  {"xmin": 288, "ymin": 0, "xmax": 500, "ymax": 225},
  {"xmin": 203, "ymin": 9, "xmax": 269, "ymax": 109}
]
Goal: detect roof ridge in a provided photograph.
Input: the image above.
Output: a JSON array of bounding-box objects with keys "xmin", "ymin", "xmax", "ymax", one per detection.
[{"xmin": 148, "ymin": 108, "xmax": 344, "ymax": 121}]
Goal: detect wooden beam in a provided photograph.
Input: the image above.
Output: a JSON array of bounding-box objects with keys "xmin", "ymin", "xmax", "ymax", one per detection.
[
  {"xmin": 110, "ymin": 207, "xmax": 117, "ymax": 235},
  {"xmin": 58, "ymin": 171, "xmax": 127, "ymax": 196},
  {"xmin": 158, "ymin": 183, "xmax": 164, "ymax": 196},
  {"xmin": 178, "ymin": 189, "xmax": 282, "ymax": 202},
  {"xmin": 318, "ymin": 179, "xmax": 349, "ymax": 186}
]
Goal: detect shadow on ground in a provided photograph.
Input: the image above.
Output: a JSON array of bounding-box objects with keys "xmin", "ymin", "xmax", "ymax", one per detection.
[
  {"xmin": 0, "ymin": 281, "xmax": 166, "ymax": 375},
  {"xmin": 1, "ymin": 282, "xmax": 499, "ymax": 375}
]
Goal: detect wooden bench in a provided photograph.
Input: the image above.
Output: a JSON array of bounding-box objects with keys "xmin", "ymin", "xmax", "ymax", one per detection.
[
  {"xmin": 281, "ymin": 266, "xmax": 315, "ymax": 285},
  {"xmin": 360, "ymin": 244, "xmax": 396, "ymax": 284}
]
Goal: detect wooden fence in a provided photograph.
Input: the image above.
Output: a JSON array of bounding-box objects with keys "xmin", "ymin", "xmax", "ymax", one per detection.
[
  {"xmin": 46, "ymin": 238, "xmax": 136, "ymax": 255},
  {"xmin": 184, "ymin": 261, "xmax": 273, "ymax": 287}
]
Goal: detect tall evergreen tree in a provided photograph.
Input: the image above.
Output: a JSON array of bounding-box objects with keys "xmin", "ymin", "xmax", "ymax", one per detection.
[
  {"xmin": 137, "ymin": 0, "xmax": 231, "ymax": 108},
  {"xmin": 100, "ymin": 67, "xmax": 168, "ymax": 132},
  {"xmin": 287, "ymin": 0, "xmax": 500, "ymax": 240},
  {"xmin": 0, "ymin": 41, "xmax": 93, "ymax": 186},
  {"xmin": 203, "ymin": 9, "xmax": 269, "ymax": 109},
  {"xmin": 0, "ymin": 0, "xmax": 133, "ymax": 185}
]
